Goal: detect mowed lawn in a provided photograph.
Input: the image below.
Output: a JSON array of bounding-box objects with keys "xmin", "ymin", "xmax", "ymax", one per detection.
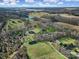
[
  {"xmin": 6, "ymin": 19, "xmax": 25, "ymax": 30},
  {"xmin": 59, "ymin": 37, "xmax": 76, "ymax": 45},
  {"xmin": 26, "ymin": 42, "xmax": 67, "ymax": 59}
]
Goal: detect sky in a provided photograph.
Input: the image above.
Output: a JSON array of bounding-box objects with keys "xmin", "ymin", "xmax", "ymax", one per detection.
[{"xmin": 0, "ymin": 0, "xmax": 79, "ymax": 7}]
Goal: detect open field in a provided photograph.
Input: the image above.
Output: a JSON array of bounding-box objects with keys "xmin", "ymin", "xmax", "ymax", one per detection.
[
  {"xmin": 5, "ymin": 19, "xmax": 25, "ymax": 30},
  {"xmin": 26, "ymin": 42, "xmax": 67, "ymax": 59},
  {"xmin": 59, "ymin": 37, "xmax": 76, "ymax": 45}
]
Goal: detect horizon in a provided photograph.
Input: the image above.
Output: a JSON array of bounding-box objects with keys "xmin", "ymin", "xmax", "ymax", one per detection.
[{"xmin": 0, "ymin": 0, "xmax": 79, "ymax": 7}]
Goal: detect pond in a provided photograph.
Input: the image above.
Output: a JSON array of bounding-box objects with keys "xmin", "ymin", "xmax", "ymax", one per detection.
[{"xmin": 29, "ymin": 41, "xmax": 37, "ymax": 45}]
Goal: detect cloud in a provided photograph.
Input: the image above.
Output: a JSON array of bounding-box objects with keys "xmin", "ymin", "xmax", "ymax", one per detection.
[
  {"xmin": 65, "ymin": 0, "xmax": 72, "ymax": 1},
  {"xmin": 0, "ymin": 0, "xmax": 79, "ymax": 7},
  {"xmin": 0, "ymin": 0, "xmax": 18, "ymax": 7},
  {"xmin": 58, "ymin": 2, "xmax": 64, "ymax": 4},
  {"xmin": 43, "ymin": 0, "xmax": 59, "ymax": 3},
  {"xmin": 16, "ymin": 0, "xmax": 20, "ymax": 3},
  {"xmin": 3, "ymin": 0, "xmax": 17, "ymax": 5},
  {"xmin": 65, "ymin": 0, "xmax": 79, "ymax": 2},
  {"xmin": 0, "ymin": 3, "xmax": 5, "ymax": 5},
  {"xmin": 25, "ymin": 0, "xmax": 34, "ymax": 3},
  {"xmin": 0, "ymin": 0, "xmax": 61, "ymax": 7}
]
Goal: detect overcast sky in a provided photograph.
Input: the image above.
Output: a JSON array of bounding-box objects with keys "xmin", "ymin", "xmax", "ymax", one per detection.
[{"xmin": 0, "ymin": 0, "xmax": 79, "ymax": 7}]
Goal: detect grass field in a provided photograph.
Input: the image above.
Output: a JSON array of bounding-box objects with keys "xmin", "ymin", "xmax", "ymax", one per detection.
[
  {"xmin": 32, "ymin": 28, "xmax": 41, "ymax": 33},
  {"xmin": 46, "ymin": 26, "xmax": 56, "ymax": 32},
  {"xmin": 6, "ymin": 19, "xmax": 24, "ymax": 30},
  {"xmin": 26, "ymin": 42, "xmax": 67, "ymax": 59},
  {"xmin": 29, "ymin": 12, "xmax": 49, "ymax": 18},
  {"xmin": 59, "ymin": 37, "xmax": 76, "ymax": 45}
]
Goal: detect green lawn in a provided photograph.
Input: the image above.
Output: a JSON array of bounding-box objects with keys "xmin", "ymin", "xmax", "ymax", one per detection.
[
  {"xmin": 32, "ymin": 28, "xmax": 41, "ymax": 33},
  {"xmin": 70, "ymin": 51, "xmax": 77, "ymax": 56},
  {"xmin": 59, "ymin": 37, "xmax": 76, "ymax": 45},
  {"xmin": 46, "ymin": 26, "xmax": 56, "ymax": 32},
  {"xmin": 31, "ymin": 24, "xmax": 56, "ymax": 34},
  {"xmin": 39, "ymin": 26, "xmax": 56, "ymax": 34},
  {"xmin": 26, "ymin": 42, "xmax": 67, "ymax": 59},
  {"xmin": 6, "ymin": 19, "xmax": 24, "ymax": 30},
  {"xmin": 71, "ymin": 48, "xmax": 79, "ymax": 56}
]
